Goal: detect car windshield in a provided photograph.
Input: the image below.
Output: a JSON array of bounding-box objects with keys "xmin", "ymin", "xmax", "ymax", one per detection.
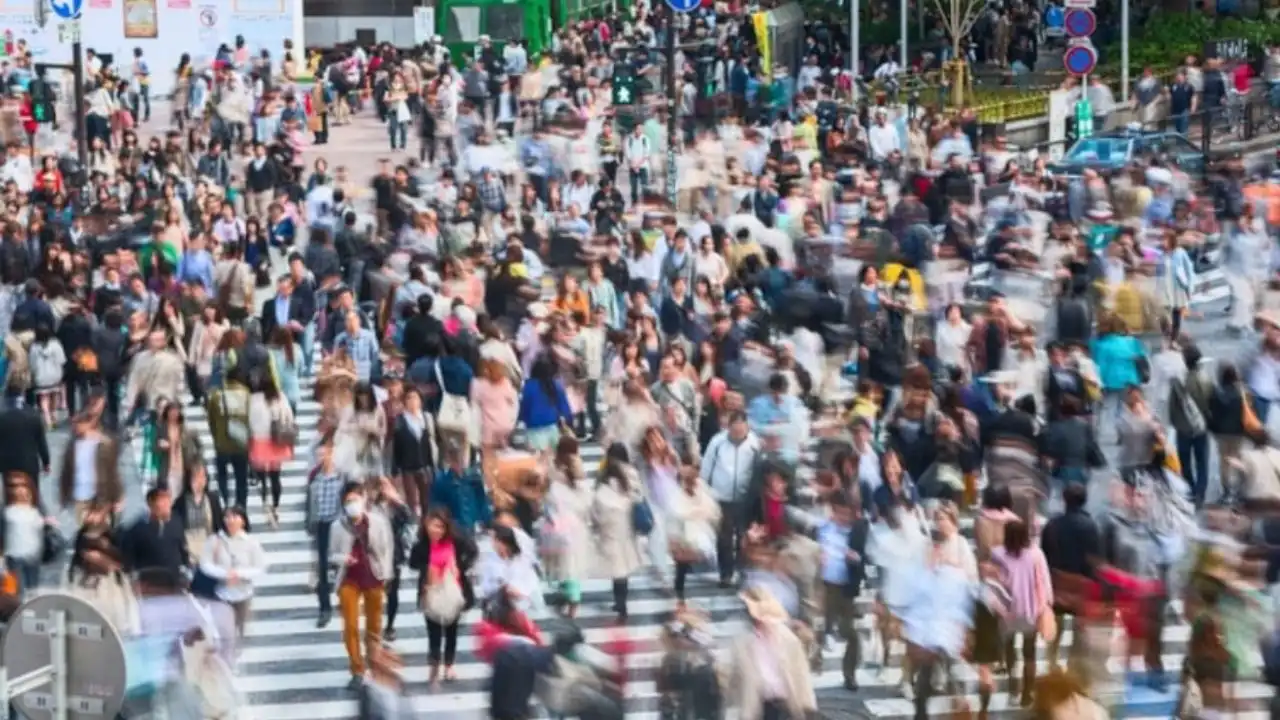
[{"xmin": 1065, "ymin": 137, "xmax": 1128, "ymax": 164}]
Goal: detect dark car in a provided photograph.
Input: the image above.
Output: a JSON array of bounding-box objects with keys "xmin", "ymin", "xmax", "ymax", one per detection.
[{"xmin": 1050, "ymin": 130, "xmax": 1207, "ymax": 176}]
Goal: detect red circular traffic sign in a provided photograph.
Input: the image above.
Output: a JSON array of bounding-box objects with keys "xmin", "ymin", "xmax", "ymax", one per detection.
[
  {"xmin": 1063, "ymin": 9, "xmax": 1096, "ymax": 38},
  {"xmin": 1064, "ymin": 44, "xmax": 1098, "ymax": 76}
]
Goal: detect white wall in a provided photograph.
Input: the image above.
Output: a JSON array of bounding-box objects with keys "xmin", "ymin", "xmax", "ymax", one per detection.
[
  {"xmin": 2, "ymin": 0, "xmax": 305, "ymax": 95},
  {"xmin": 304, "ymin": 17, "xmax": 417, "ymax": 49}
]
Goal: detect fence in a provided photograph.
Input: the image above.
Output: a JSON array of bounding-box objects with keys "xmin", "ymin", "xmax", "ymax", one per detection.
[{"xmin": 1004, "ymin": 101, "xmax": 1278, "ymax": 175}]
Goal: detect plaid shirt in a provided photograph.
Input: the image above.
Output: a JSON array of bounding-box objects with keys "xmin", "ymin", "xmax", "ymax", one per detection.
[
  {"xmin": 309, "ymin": 469, "xmax": 348, "ymax": 529},
  {"xmin": 335, "ymin": 328, "xmax": 380, "ymax": 383},
  {"xmin": 477, "ymin": 176, "xmax": 507, "ymax": 213}
]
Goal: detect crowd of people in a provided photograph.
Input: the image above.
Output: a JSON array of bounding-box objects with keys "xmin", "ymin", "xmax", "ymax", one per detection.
[{"xmin": 4, "ymin": 1, "xmax": 1280, "ymax": 719}]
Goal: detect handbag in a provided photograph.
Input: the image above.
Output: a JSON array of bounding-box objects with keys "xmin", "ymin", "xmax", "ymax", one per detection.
[
  {"xmin": 1168, "ymin": 377, "xmax": 1206, "ymax": 437},
  {"xmin": 631, "ymin": 499, "xmax": 655, "ymax": 535},
  {"xmin": 41, "ymin": 524, "xmax": 67, "ymax": 564},
  {"xmin": 421, "ymin": 565, "xmax": 466, "ymax": 624},
  {"xmin": 270, "ymin": 414, "xmax": 298, "ymax": 446},
  {"xmin": 433, "ymin": 362, "xmax": 471, "ymax": 435},
  {"xmin": 181, "ymin": 597, "xmax": 241, "ymax": 720},
  {"xmin": 189, "ymin": 535, "xmax": 228, "ymax": 600}
]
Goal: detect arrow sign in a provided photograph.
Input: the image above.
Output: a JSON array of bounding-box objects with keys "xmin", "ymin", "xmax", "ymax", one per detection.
[
  {"xmin": 666, "ymin": 0, "xmax": 699, "ymax": 13},
  {"xmin": 49, "ymin": 0, "xmax": 82, "ymax": 20}
]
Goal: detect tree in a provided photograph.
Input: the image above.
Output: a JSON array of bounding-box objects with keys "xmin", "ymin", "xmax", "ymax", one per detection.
[{"xmin": 928, "ymin": 0, "xmax": 984, "ymax": 105}]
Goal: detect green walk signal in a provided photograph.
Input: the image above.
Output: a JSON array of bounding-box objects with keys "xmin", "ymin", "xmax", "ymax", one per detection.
[
  {"xmin": 612, "ymin": 66, "xmax": 636, "ymax": 106},
  {"xmin": 34, "ymin": 103, "xmax": 47, "ymax": 122},
  {"xmin": 1074, "ymin": 99, "xmax": 1093, "ymax": 140}
]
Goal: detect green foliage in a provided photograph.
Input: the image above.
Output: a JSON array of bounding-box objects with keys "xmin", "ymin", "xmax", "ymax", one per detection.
[{"xmin": 1100, "ymin": 14, "xmax": 1280, "ymax": 71}]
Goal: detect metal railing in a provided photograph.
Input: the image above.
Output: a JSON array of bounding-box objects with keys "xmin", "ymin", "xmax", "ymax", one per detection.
[{"xmin": 965, "ymin": 66, "xmax": 1183, "ymax": 124}]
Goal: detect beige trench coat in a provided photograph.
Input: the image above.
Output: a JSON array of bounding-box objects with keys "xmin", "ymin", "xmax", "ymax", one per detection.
[
  {"xmin": 590, "ymin": 471, "xmax": 644, "ymax": 580},
  {"xmin": 727, "ymin": 623, "xmax": 816, "ymax": 720}
]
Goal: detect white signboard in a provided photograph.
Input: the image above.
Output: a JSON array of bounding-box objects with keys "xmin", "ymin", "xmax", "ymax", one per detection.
[
  {"xmin": 1047, "ymin": 89, "xmax": 1073, "ymax": 162},
  {"xmin": 413, "ymin": 6, "xmax": 435, "ymax": 45}
]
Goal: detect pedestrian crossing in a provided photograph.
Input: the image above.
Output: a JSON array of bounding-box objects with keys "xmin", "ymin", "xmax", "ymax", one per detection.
[
  {"xmin": 965, "ymin": 251, "xmax": 1232, "ymax": 308},
  {"xmin": 135, "ymin": 375, "xmax": 1273, "ymax": 719}
]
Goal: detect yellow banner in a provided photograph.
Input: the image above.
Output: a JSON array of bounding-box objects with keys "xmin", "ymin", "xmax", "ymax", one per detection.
[{"xmin": 753, "ymin": 12, "xmax": 770, "ymax": 80}]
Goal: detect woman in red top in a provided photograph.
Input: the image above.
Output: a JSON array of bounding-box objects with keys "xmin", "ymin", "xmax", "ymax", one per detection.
[
  {"xmin": 34, "ymin": 156, "xmax": 63, "ymax": 197},
  {"xmin": 406, "ymin": 507, "xmax": 478, "ymax": 683}
]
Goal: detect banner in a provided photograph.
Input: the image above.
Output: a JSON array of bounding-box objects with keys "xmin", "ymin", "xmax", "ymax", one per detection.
[
  {"xmin": 752, "ymin": 12, "xmax": 770, "ymax": 80},
  {"xmin": 123, "ymin": 0, "xmax": 159, "ymax": 37}
]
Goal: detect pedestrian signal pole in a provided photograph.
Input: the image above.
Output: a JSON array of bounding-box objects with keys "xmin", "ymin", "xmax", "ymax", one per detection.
[
  {"xmin": 665, "ymin": 13, "xmax": 678, "ymax": 208},
  {"xmin": 1075, "ymin": 96, "xmax": 1094, "ymax": 139}
]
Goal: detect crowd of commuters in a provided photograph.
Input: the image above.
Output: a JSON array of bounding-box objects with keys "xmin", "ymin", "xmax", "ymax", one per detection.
[{"xmin": 3, "ymin": 1, "xmax": 1280, "ymax": 719}]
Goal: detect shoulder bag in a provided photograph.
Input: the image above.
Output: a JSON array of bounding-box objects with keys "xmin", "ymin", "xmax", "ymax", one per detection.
[
  {"xmin": 433, "ymin": 361, "xmax": 471, "ymax": 435},
  {"xmin": 270, "ymin": 402, "xmax": 299, "ymax": 446},
  {"xmin": 421, "ymin": 561, "xmax": 466, "ymax": 624}
]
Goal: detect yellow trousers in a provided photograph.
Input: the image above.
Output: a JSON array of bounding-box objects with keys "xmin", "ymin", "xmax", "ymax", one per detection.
[{"xmin": 338, "ymin": 583, "xmax": 385, "ymax": 675}]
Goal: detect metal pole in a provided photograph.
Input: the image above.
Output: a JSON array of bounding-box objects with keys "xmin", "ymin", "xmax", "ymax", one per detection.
[
  {"xmin": 1120, "ymin": 0, "xmax": 1130, "ymax": 102},
  {"xmin": 899, "ymin": 0, "xmax": 907, "ymax": 70},
  {"xmin": 72, "ymin": 38, "xmax": 87, "ymax": 169},
  {"xmin": 665, "ymin": 13, "xmax": 678, "ymax": 208},
  {"xmin": 851, "ymin": 0, "xmax": 860, "ymax": 98},
  {"xmin": 51, "ymin": 610, "xmax": 68, "ymax": 720}
]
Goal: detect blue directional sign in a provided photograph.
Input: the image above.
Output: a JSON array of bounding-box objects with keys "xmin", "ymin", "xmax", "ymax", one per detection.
[
  {"xmin": 50, "ymin": 0, "xmax": 83, "ymax": 20},
  {"xmin": 666, "ymin": 0, "xmax": 699, "ymax": 13}
]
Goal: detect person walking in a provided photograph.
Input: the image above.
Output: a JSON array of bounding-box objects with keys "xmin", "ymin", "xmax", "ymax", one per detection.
[
  {"xmin": 198, "ymin": 505, "xmax": 268, "ymax": 640},
  {"xmin": 407, "ymin": 507, "xmax": 477, "ymax": 685},
  {"xmin": 329, "ymin": 481, "xmax": 395, "ymax": 689}
]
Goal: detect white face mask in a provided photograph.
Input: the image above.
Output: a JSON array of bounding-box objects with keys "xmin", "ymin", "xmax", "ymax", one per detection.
[{"xmin": 344, "ymin": 500, "xmax": 364, "ymax": 518}]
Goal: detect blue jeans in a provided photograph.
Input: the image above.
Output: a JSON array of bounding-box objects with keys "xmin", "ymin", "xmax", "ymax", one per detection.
[
  {"xmin": 301, "ymin": 321, "xmax": 317, "ymax": 375},
  {"xmin": 387, "ymin": 119, "xmax": 407, "ymax": 149},
  {"xmin": 629, "ymin": 167, "xmax": 649, "ymax": 205},
  {"xmin": 1177, "ymin": 432, "xmax": 1211, "ymax": 505},
  {"xmin": 1172, "ymin": 111, "xmax": 1190, "ymax": 135},
  {"xmin": 6, "ymin": 556, "xmax": 39, "ymax": 598}
]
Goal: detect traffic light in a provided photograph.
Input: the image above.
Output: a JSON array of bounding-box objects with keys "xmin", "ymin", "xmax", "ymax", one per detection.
[
  {"xmin": 29, "ymin": 78, "xmax": 54, "ymax": 124},
  {"xmin": 612, "ymin": 63, "xmax": 636, "ymax": 106}
]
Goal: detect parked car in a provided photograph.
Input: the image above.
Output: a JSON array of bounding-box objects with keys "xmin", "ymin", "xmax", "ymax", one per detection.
[{"xmin": 1050, "ymin": 130, "xmax": 1207, "ymax": 176}]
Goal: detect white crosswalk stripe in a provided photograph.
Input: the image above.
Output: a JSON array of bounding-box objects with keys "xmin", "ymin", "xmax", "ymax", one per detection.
[
  {"xmin": 148, "ymin": 380, "xmax": 1267, "ymax": 717},
  {"xmin": 966, "ymin": 255, "xmax": 1232, "ymax": 307}
]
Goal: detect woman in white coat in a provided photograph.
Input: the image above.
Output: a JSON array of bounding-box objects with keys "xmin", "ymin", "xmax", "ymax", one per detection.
[
  {"xmin": 638, "ymin": 426, "xmax": 681, "ymax": 586},
  {"xmin": 198, "ymin": 506, "xmax": 268, "ymax": 641},
  {"xmin": 543, "ymin": 436, "xmax": 593, "ymax": 618},
  {"xmin": 592, "ymin": 443, "xmax": 645, "ymax": 621},
  {"xmin": 667, "ymin": 465, "xmax": 721, "ymax": 606}
]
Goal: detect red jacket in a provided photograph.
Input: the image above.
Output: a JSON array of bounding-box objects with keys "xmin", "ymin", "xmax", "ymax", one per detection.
[
  {"xmin": 1096, "ymin": 565, "xmax": 1163, "ymax": 642},
  {"xmin": 19, "ymin": 96, "xmax": 36, "ymax": 137},
  {"xmin": 475, "ymin": 617, "xmax": 544, "ymax": 664},
  {"xmin": 1233, "ymin": 63, "xmax": 1251, "ymax": 94}
]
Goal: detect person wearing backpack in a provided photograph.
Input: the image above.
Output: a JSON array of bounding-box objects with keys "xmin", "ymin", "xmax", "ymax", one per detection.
[
  {"xmin": 1172, "ymin": 343, "xmax": 1213, "ymax": 506},
  {"xmin": 206, "ymin": 365, "xmax": 253, "ymax": 512}
]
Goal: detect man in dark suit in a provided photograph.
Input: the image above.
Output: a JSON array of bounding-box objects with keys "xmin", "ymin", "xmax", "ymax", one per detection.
[
  {"xmin": 259, "ymin": 274, "xmax": 309, "ymax": 343},
  {"xmin": 0, "ymin": 405, "xmax": 50, "ymax": 502}
]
